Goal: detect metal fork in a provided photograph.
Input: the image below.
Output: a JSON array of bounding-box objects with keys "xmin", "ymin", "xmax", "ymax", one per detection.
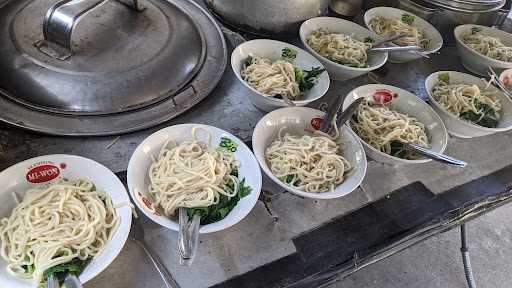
[{"xmin": 130, "ymin": 219, "xmax": 181, "ymax": 288}]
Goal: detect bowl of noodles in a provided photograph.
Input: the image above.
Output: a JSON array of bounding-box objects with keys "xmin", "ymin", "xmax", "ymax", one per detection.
[
  {"xmin": 127, "ymin": 124, "xmax": 262, "ymax": 234},
  {"xmin": 231, "ymin": 39, "xmax": 330, "ymax": 112},
  {"xmin": 344, "ymin": 84, "xmax": 448, "ymax": 165},
  {"xmin": 299, "ymin": 17, "xmax": 388, "ymax": 81},
  {"xmin": 252, "ymin": 107, "xmax": 367, "ymax": 199},
  {"xmin": 0, "ymin": 154, "xmax": 132, "ymax": 288},
  {"xmin": 364, "ymin": 7, "xmax": 443, "ymax": 64},
  {"xmin": 454, "ymin": 25, "xmax": 512, "ymax": 76},
  {"xmin": 425, "ymin": 71, "xmax": 512, "ymax": 138}
]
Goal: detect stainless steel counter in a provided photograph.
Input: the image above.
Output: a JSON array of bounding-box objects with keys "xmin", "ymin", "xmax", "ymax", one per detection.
[{"xmin": 1, "ymin": 7, "xmax": 512, "ymax": 288}]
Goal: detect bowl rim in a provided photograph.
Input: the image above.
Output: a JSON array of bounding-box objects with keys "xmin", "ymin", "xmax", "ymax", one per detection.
[
  {"xmin": 0, "ymin": 154, "xmax": 132, "ymax": 286},
  {"xmin": 363, "ymin": 6, "xmax": 444, "ymax": 54},
  {"xmin": 127, "ymin": 123, "xmax": 263, "ymax": 234},
  {"xmin": 425, "ymin": 70, "xmax": 512, "ymax": 132},
  {"xmin": 251, "ymin": 106, "xmax": 368, "ymax": 199},
  {"xmin": 299, "ymin": 16, "xmax": 389, "ymax": 72},
  {"xmin": 230, "ymin": 39, "xmax": 330, "ymax": 105},
  {"xmin": 454, "ymin": 24, "xmax": 512, "ymax": 66},
  {"xmin": 344, "ymin": 84, "xmax": 449, "ymax": 164}
]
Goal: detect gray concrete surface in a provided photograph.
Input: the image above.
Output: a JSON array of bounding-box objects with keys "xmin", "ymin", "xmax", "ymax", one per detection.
[{"xmin": 327, "ymin": 203, "xmax": 512, "ymax": 288}]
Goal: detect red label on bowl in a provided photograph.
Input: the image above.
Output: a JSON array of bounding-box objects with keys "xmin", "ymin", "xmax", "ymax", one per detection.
[
  {"xmin": 373, "ymin": 89, "xmax": 398, "ymax": 104},
  {"xmin": 311, "ymin": 117, "xmax": 323, "ymax": 130},
  {"xmin": 26, "ymin": 164, "xmax": 60, "ymax": 183}
]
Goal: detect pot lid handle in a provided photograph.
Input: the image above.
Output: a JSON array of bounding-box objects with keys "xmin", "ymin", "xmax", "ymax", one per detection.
[{"xmin": 41, "ymin": 0, "xmax": 144, "ymax": 58}]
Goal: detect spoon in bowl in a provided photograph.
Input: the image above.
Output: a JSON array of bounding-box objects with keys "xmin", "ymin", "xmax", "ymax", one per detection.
[
  {"xmin": 178, "ymin": 207, "xmax": 201, "ymax": 266},
  {"xmin": 370, "ymin": 45, "xmax": 421, "ymax": 53},
  {"xmin": 390, "ymin": 140, "xmax": 467, "ymax": 167}
]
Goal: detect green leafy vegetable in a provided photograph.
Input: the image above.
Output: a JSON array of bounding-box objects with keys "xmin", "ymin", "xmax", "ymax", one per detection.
[
  {"xmin": 330, "ymin": 58, "xmax": 368, "ymax": 68},
  {"xmin": 244, "ymin": 56, "xmax": 255, "ymax": 67},
  {"xmin": 294, "ymin": 67, "xmax": 326, "ymax": 92},
  {"xmin": 345, "ymin": 62, "xmax": 368, "ymax": 68},
  {"xmin": 43, "ymin": 258, "xmax": 90, "ymax": 287},
  {"xmin": 285, "ymin": 175, "xmax": 295, "ymax": 184},
  {"xmin": 460, "ymin": 102, "xmax": 499, "ymax": 128},
  {"xmin": 471, "ymin": 27, "xmax": 482, "ymax": 34},
  {"xmin": 438, "ymin": 73, "xmax": 450, "ymax": 84},
  {"xmin": 281, "ymin": 47, "xmax": 297, "ymax": 60},
  {"xmin": 22, "ymin": 264, "xmax": 35, "ymax": 275},
  {"xmin": 390, "ymin": 141, "xmax": 409, "ymax": 159},
  {"xmin": 401, "ymin": 13, "xmax": 415, "ymax": 25},
  {"xmin": 364, "ymin": 37, "xmax": 375, "ymax": 43},
  {"xmin": 187, "ymin": 173, "xmax": 252, "ymax": 224},
  {"xmin": 351, "ymin": 114, "xmax": 359, "ymax": 124}
]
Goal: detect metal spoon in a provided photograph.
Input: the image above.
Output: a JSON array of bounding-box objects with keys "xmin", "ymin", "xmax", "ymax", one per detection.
[
  {"xmin": 391, "ymin": 140, "xmax": 467, "ymax": 167},
  {"xmin": 46, "ymin": 274, "xmax": 59, "ymax": 288},
  {"xmin": 370, "ymin": 45, "xmax": 421, "ymax": 53},
  {"xmin": 178, "ymin": 207, "xmax": 201, "ymax": 266},
  {"xmin": 320, "ymin": 95, "xmax": 345, "ymax": 133},
  {"xmin": 321, "ymin": 97, "xmax": 364, "ymax": 135},
  {"xmin": 335, "ymin": 98, "xmax": 364, "ymax": 128},
  {"xmin": 64, "ymin": 274, "xmax": 82, "ymax": 288},
  {"xmin": 371, "ymin": 34, "xmax": 408, "ymax": 48}
]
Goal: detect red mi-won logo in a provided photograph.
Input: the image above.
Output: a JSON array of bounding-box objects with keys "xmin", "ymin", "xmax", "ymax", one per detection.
[{"xmin": 26, "ymin": 162, "xmax": 61, "ymax": 183}]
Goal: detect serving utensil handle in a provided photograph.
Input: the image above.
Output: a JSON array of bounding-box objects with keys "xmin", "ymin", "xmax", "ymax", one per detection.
[
  {"xmin": 64, "ymin": 274, "xmax": 83, "ymax": 288},
  {"xmin": 178, "ymin": 207, "xmax": 191, "ymax": 262},
  {"xmin": 406, "ymin": 143, "xmax": 467, "ymax": 167},
  {"xmin": 133, "ymin": 238, "xmax": 182, "ymax": 288},
  {"xmin": 179, "ymin": 214, "xmax": 201, "ymax": 266},
  {"xmin": 370, "ymin": 45, "xmax": 421, "ymax": 52},
  {"xmin": 43, "ymin": 0, "xmax": 144, "ymax": 52},
  {"xmin": 46, "ymin": 274, "xmax": 59, "ymax": 288}
]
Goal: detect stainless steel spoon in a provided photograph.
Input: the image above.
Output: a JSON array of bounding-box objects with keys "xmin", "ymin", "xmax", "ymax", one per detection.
[
  {"xmin": 370, "ymin": 45, "xmax": 421, "ymax": 53},
  {"xmin": 371, "ymin": 34, "xmax": 408, "ymax": 48},
  {"xmin": 321, "ymin": 97, "xmax": 364, "ymax": 135},
  {"xmin": 46, "ymin": 274, "xmax": 59, "ymax": 288},
  {"xmin": 178, "ymin": 207, "xmax": 201, "ymax": 266},
  {"xmin": 391, "ymin": 140, "xmax": 467, "ymax": 167},
  {"xmin": 64, "ymin": 274, "xmax": 83, "ymax": 288}
]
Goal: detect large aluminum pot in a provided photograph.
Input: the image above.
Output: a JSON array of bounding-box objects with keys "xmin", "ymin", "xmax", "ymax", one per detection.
[
  {"xmin": 397, "ymin": 0, "xmax": 507, "ymax": 44},
  {"xmin": 205, "ymin": 0, "xmax": 330, "ymax": 35}
]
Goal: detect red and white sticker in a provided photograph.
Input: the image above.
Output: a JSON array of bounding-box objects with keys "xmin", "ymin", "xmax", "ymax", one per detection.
[
  {"xmin": 311, "ymin": 117, "xmax": 324, "ymax": 130},
  {"xmin": 503, "ymin": 76, "xmax": 510, "ymax": 86},
  {"xmin": 372, "ymin": 89, "xmax": 398, "ymax": 105},
  {"xmin": 137, "ymin": 191, "xmax": 161, "ymax": 216},
  {"xmin": 26, "ymin": 161, "xmax": 64, "ymax": 183}
]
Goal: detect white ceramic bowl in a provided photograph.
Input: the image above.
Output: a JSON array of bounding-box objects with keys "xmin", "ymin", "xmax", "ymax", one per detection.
[
  {"xmin": 252, "ymin": 107, "xmax": 367, "ymax": 199},
  {"xmin": 127, "ymin": 124, "xmax": 262, "ymax": 234},
  {"xmin": 299, "ymin": 17, "xmax": 388, "ymax": 81},
  {"xmin": 231, "ymin": 39, "xmax": 329, "ymax": 112},
  {"xmin": 454, "ymin": 25, "xmax": 512, "ymax": 76},
  {"xmin": 425, "ymin": 71, "xmax": 512, "ymax": 138},
  {"xmin": 0, "ymin": 155, "xmax": 132, "ymax": 288},
  {"xmin": 364, "ymin": 7, "xmax": 443, "ymax": 64},
  {"xmin": 344, "ymin": 84, "xmax": 448, "ymax": 165}
]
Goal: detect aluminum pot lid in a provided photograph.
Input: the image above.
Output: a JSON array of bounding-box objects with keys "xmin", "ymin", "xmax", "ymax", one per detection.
[
  {"xmin": 0, "ymin": 0, "xmax": 206, "ymax": 115},
  {"xmin": 421, "ymin": 0, "xmax": 504, "ymax": 12}
]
